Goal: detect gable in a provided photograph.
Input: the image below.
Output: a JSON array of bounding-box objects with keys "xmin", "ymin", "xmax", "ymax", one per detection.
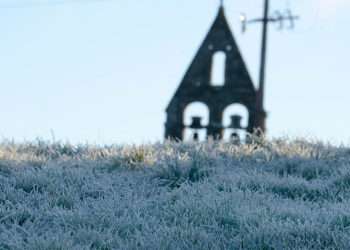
[{"xmin": 167, "ymin": 7, "xmax": 256, "ymax": 110}]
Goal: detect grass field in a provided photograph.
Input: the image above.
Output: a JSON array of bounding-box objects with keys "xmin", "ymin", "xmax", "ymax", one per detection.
[{"xmin": 1, "ymin": 138, "xmax": 350, "ymax": 249}]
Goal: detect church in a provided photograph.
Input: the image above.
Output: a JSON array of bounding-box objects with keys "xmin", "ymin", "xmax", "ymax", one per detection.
[{"xmin": 165, "ymin": 5, "xmax": 266, "ymax": 141}]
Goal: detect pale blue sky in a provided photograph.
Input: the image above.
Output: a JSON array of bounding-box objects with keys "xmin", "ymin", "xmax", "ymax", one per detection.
[{"xmin": 0, "ymin": 0, "xmax": 349, "ymax": 144}]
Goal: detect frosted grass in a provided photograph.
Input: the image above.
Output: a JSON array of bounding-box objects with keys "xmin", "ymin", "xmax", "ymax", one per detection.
[{"xmin": 0, "ymin": 138, "xmax": 350, "ymax": 249}]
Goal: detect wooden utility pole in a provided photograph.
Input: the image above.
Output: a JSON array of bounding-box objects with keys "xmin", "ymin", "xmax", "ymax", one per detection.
[
  {"xmin": 240, "ymin": 0, "xmax": 299, "ymax": 133},
  {"xmin": 257, "ymin": 0, "xmax": 270, "ymax": 131}
]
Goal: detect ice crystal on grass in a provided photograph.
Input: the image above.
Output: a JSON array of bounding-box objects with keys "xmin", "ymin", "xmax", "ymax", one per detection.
[
  {"xmin": 0, "ymin": 138, "xmax": 350, "ymax": 249},
  {"xmin": 152, "ymin": 155, "xmax": 212, "ymax": 189}
]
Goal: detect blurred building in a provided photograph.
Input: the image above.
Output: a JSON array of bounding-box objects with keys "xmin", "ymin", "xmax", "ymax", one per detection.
[{"xmin": 165, "ymin": 6, "xmax": 266, "ymax": 141}]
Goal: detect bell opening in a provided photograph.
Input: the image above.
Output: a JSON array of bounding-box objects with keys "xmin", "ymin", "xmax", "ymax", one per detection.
[
  {"xmin": 222, "ymin": 103, "xmax": 249, "ymax": 142},
  {"xmin": 183, "ymin": 102, "xmax": 209, "ymax": 142}
]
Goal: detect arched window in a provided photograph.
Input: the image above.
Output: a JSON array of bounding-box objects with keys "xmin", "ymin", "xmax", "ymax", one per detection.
[
  {"xmin": 222, "ymin": 104, "xmax": 249, "ymax": 142},
  {"xmin": 211, "ymin": 51, "xmax": 226, "ymax": 86},
  {"xmin": 183, "ymin": 102, "xmax": 209, "ymax": 142}
]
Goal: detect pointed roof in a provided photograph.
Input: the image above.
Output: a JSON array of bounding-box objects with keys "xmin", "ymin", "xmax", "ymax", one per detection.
[
  {"xmin": 167, "ymin": 6, "xmax": 256, "ymax": 110},
  {"xmin": 210, "ymin": 5, "xmax": 230, "ymax": 34}
]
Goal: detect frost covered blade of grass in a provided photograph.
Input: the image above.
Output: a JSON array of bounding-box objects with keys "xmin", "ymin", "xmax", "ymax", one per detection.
[{"xmin": 0, "ymin": 139, "xmax": 350, "ymax": 249}]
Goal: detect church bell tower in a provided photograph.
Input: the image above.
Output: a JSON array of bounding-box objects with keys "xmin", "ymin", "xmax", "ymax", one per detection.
[{"xmin": 165, "ymin": 5, "xmax": 265, "ymax": 141}]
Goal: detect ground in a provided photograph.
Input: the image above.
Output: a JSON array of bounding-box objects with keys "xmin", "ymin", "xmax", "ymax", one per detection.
[{"xmin": 1, "ymin": 137, "xmax": 350, "ymax": 249}]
